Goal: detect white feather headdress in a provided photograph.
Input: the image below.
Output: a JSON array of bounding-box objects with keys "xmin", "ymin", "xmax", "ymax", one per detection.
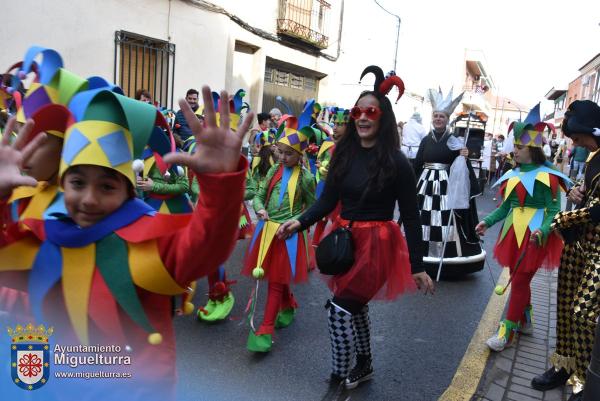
[{"xmin": 427, "ymin": 87, "xmax": 464, "ymax": 116}]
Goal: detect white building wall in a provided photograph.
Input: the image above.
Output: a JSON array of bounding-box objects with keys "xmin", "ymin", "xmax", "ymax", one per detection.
[{"xmin": 1, "ymin": 0, "xmax": 419, "ymax": 124}]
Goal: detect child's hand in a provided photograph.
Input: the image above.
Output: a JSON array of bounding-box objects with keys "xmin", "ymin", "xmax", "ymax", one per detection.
[
  {"xmin": 136, "ymin": 177, "xmax": 154, "ymax": 191},
  {"xmin": 0, "ymin": 118, "xmax": 44, "ymax": 198},
  {"xmin": 529, "ymin": 229, "xmax": 543, "ymax": 246},
  {"xmin": 475, "ymin": 221, "xmax": 487, "ymax": 236},
  {"xmin": 163, "ymin": 86, "xmax": 254, "ymax": 175},
  {"xmin": 256, "ymin": 209, "xmax": 269, "ymax": 221},
  {"xmin": 277, "ymin": 220, "xmax": 301, "ymax": 239}
]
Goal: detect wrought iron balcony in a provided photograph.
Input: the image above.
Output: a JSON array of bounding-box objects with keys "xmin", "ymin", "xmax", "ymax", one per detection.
[{"xmin": 277, "ymin": 0, "xmax": 330, "ymax": 50}]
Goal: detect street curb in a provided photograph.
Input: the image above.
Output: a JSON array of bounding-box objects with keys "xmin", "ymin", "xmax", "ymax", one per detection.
[
  {"xmin": 438, "ymin": 268, "xmax": 510, "ymax": 401},
  {"xmin": 471, "ymin": 270, "xmax": 571, "ymax": 401}
]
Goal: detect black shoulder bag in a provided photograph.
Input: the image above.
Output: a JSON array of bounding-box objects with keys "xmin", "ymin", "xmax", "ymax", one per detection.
[{"xmin": 315, "ymin": 181, "xmax": 371, "ymax": 275}]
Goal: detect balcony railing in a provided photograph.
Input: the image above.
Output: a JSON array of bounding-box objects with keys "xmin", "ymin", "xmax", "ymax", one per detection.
[{"xmin": 277, "ymin": 0, "xmax": 330, "ymax": 49}]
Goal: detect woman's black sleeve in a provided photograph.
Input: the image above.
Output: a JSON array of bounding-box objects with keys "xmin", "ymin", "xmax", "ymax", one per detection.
[
  {"xmin": 297, "ymin": 178, "xmax": 340, "ymax": 230},
  {"xmin": 413, "ymin": 138, "xmax": 426, "ymax": 178},
  {"xmin": 395, "ymin": 154, "xmax": 424, "ymax": 274}
]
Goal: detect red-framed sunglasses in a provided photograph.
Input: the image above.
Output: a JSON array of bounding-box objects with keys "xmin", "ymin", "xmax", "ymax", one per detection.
[{"xmin": 349, "ymin": 106, "xmax": 382, "ymax": 121}]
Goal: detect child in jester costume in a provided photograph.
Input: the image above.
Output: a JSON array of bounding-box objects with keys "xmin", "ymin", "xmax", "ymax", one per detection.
[
  {"xmin": 476, "ymin": 105, "xmax": 571, "ymax": 352},
  {"xmin": 194, "ymin": 89, "xmax": 251, "ymax": 322},
  {"xmin": 0, "ymin": 85, "xmax": 250, "ymax": 399},
  {"xmin": 0, "ymin": 47, "xmax": 120, "ymax": 322},
  {"xmin": 312, "ymin": 107, "xmax": 349, "ymax": 246},
  {"xmin": 242, "ymin": 102, "xmax": 317, "ymax": 352},
  {"xmin": 136, "ymin": 126, "xmax": 192, "ymax": 214},
  {"xmin": 245, "ymin": 128, "xmax": 275, "ymax": 201}
]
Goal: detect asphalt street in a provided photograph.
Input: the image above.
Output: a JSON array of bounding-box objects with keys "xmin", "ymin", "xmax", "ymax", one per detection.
[{"xmin": 174, "ymin": 185, "xmax": 505, "ymax": 401}]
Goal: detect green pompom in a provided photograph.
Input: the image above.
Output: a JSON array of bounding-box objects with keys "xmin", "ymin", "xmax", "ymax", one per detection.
[{"xmin": 252, "ymin": 267, "xmax": 265, "ymax": 279}]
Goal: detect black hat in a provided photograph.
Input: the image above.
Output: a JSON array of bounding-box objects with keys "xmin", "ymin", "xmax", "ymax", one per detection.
[{"xmin": 562, "ymin": 100, "xmax": 600, "ymax": 138}]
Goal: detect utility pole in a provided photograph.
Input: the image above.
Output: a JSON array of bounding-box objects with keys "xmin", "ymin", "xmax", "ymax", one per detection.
[{"xmin": 373, "ymin": 0, "xmax": 401, "ymax": 72}]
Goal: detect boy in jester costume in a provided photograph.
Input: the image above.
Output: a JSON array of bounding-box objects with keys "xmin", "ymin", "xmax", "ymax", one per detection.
[
  {"xmin": 476, "ymin": 105, "xmax": 571, "ymax": 352},
  {"xmin": 193, "ymin": 89, "xmax": 251, "ymax": 322},
  {"xmin": 242, "ymin": 103, "xmax": 317, "ymax": 352},
  {"xmin": 0, "ymin": 86, "xmax": 251, "ymax": 399},
  {"xmin": 0, "ymin": 47, "xmax": 119, "ymax": 322}
]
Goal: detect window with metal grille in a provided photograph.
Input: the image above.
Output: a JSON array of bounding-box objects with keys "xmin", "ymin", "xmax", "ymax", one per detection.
[
  {"xmin": 114, "ymin": 31, "xmax": 176, "ymax": 109},
  {"xmin": 290, "ymin": 73, "xmax": 303, "ymax": 89},
  {"xmin": 275, "ymin": 70, "xmax": 290, "ymax": 86}
]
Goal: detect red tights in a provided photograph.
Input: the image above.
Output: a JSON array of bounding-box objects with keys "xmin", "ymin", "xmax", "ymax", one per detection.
[
  {"xmin": 506, "ymin": 268, "xmax": 535, "ymax": 324},
  {"xmin": 256, "ymin": 282, "xmax": 298, "ymax": 335}
]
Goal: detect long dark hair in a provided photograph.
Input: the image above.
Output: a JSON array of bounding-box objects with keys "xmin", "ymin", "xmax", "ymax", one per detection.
[
  {"xmin": 256, "ymin": 145, "xmax": 274, "ymax": 177},
  {"xmin": 328, "ymin": 91, "xmax": 400, "ymax": 190}
]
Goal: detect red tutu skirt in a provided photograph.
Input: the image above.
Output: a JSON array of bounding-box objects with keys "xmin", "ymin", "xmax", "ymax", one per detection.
[
  {"xmin": 238, "ymin": 203, "xmax": 254, "ymax": 240},
  {"xmin": 311, "ymin": 203, "xmax": 342, "ymax": 247},
  {"xmin": 493, "ymin": 227, "xmax": 563, "ymax": 273},
  {"xmin": 243, "ymin": 230, "xmax": 314, "ymax": 284},
  {"xmin": 322, "ymin": 218, "xmax": 417, "ymax": 303}
]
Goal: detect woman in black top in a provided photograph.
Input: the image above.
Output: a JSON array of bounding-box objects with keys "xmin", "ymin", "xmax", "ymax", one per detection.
[{"xmin": 277, "ymin": 66, "xmax": 434, "ymax": 389}]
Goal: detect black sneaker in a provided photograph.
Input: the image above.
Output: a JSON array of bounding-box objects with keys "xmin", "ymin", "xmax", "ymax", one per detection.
[
  {"xmin": 345, "ymin": 356, "xmax": 373, "ymax": 389},
  {"xmin": 531, "ymin": 366, "xmax": 570, "ymax": 391}
]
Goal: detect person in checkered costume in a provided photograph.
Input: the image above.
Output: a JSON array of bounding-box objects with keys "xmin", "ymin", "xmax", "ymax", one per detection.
[
  {"xmin": 413, "ymin": 88, "xmax": 485, "ymax": 278},
  {"xmin": 531, "ymin": 100, "xmax": 600, "ymax": 401}
]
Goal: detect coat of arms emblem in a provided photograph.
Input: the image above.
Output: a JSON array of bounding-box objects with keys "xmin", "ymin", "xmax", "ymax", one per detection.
[{"xmin": 7, "ymin": 323, "xmax": 53, "ymax": 390}]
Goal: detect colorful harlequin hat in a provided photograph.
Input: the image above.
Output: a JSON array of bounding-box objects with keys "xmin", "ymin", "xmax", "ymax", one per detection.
[
  {"xmin": 253, "ymin": 128, "xmax": 276, "ymax": 146},
  {"xmin": 509, "ymin": 103, "xmax": 554, "ymax": 148},
  {"xmin": 10, "ymin": 46, "xmax": 122, "ymax": 139},
  {"xmin": 331, "ymin": 107, "xmax": 350, "ymax": 124},
  {"xmin": 359, "ymin": 66, "xmax": 405, "ymax": 103},
  {"xmin": 139, "ymin": 125, "xmax": 180, "ymax": 179},
  {"xmin": 198, "ymin": 88, "xmax": 250, "ymax": 130},
  {"xmin": 61, "ymin": 89, "xmax": 170, "ymax": 187},
  {"xmin": 276, "ymin": 99, "xmax": 320, "ymax": 153}
]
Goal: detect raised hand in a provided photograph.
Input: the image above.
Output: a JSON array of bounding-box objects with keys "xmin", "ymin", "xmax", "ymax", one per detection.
[
  {"xmin": 0, "ymin": 117, "xmax": 45, "ymax": 198},
  {"xmin": 163, "ymin": 86, "xmax": 254, "ymax": 175}
]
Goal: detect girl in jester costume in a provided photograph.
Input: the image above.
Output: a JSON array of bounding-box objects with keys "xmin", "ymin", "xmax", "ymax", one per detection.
[
  {"xmin": 245, "ymin": 128, "xmax": 275, "ymax": 201},
  {"xmin": 476, "ymin": 109, "xmax": 571, "ymax": 352},
  {"xmin": 0, "ymin": 85, "xmax": 251, "ymax": 400},
  {"xmin": 242, "ymin": 102, "xmax": 317, "ymax": 352},
  {"xmin": 0, "ymin": 47, "xmax": 120, "ymax": 322},
  {"xmin": 312, "ymin": 107, "xmax": 349, "ymax": 246},
  {"xmin": 192, "ymin": 89, "xmax": 252, "ymax": 322},
  {"xmin": 136, "ymin": 126, "xmax": 192, "ymax": 214}
]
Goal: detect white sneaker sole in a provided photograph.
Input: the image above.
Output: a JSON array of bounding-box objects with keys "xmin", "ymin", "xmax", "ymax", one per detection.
[{"xmin": 345, "ymin": 372, "xmax": 374, "ymax": 389}]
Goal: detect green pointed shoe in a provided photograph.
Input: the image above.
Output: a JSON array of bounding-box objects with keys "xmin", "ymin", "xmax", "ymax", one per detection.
[
  {"xmin": 275, "ymin": 307, "xmax": 296, "ymax": 329},
  {"xmin": 212, "ymin": 292, "xmax": 235, "ymax": 321},
  {"xmin": 246, "ymin": 331, "xmax": 272, "ymax": 352},
  {"xmin": 197, "ymin": 300, "xmax": 218, "ymax": 322}
]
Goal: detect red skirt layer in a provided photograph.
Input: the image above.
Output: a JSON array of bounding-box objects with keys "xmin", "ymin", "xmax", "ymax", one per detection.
[
  {"xmin": 311, "ymin": 202, "xmax": 342, "ymax": 247},
  {"xmin": 493, "ymin": 227, "xmax": 563, "ymax": 273},
  {"xmin": 243, "ymin": 230, "xmax": 314, "ymax": 284},
  {"xmin": 322, "ymin": 218, "xmax": 417, "ymax": 303},
  {"xmin": 238, "ymin": 203, "xmax": 254, "ymax": 240}
]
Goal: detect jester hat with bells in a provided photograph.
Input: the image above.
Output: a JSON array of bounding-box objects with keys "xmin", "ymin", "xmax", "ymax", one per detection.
[
  {"xmin": 35, "ymin": 88, "xmax": 181, "ymax": 346},
  {"xmin": 359, "ymin": 66, "xmax": 405, "ymax": 103},
  {"xmin": 427, "ymin": 86, "xmax": 464, "ymax": 117}
]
